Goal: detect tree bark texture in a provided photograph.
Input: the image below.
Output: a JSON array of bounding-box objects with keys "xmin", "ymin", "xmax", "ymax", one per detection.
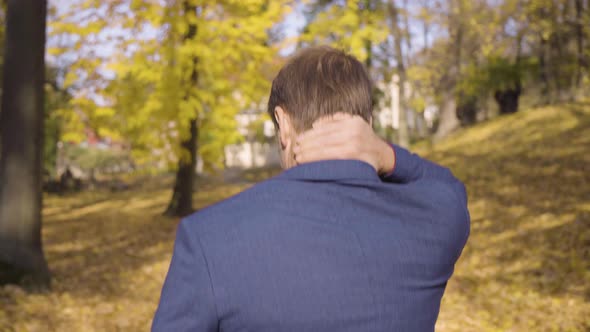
[
  {"xmin": 164, "ymin": 1, "xmax": 199, "ymax": 217},
  {"xmin": 388, "ymin": 2, "xmax": 410, "ymax": 148},
  {"xmin": 164, "ymin": 119, "xmax": 198, "ymax": 217},
  {"xmin": 0, "ymin": 0, "xmax": 50, "ymax": 289}
]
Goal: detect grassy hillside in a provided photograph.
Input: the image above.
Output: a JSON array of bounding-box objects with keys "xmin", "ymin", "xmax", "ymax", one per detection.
[
  {"xmin": 431, "ymin": 102, "xmax": 590, "ymax": 331},
  {"xmin": 0, "ymin": 103, "xmax": 588, "ymax": 331}
]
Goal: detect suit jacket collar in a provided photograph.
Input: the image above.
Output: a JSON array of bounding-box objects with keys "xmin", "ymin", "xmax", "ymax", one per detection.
[{"xmin": 278, "ymin": 160, "xmax": 380, "ymax": 183}]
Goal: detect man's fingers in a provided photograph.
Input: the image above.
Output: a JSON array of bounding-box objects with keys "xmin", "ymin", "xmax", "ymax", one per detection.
[
  {"xmin": 292, "ymin": 113, "xmax": 380, "ymax": 171},
  {"xmin": 295, "ymin": 133, "xmax": 349, "ymax": 152},
  {"xmin": 294, "ymin": 113, "xmax": 373, "ymax": 164},
  {"xmin": 295, "ymin": 145, "xmax": 350, "ymax": 163},
  {"xmin": 295, "ymin": 130, "xmax": 357, "ymax": 156},
  {"xmin": 298, "ymin": 117, "xmax": 362, "ymax": 145},
  {"xmin": 312, "ymin": 114, "xmax": 344, "ymax": 127},
  {"xmin": 295, "ymin": 144, "xmax": 378, "ymax": 171},
  {"xmin": 295, "ymin": 137, "xmax": 363, "ymax": 160},
  {"xmin": 297, "ymin": 128, "xmax": 341, "ymax": 149},
  {"xmin": 308, "ymin": 113, "xmax": 358, "ymax": 132}
]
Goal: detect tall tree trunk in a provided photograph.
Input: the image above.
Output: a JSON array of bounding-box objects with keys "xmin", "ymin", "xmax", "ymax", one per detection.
[
  {"xmin": 539, "ymin": 34, "xmax": 550, "ymax": 103},
  {"xmin": 165, "ymin": 119, "xmax": 198, "ymax": 217},
  {"xmin": 422, "ymin": 6, "xmax": 430, "ymax": 56},
  {"xmin": 164, "ymin": 2, "xmax": 199, "ymax": 217},
  {"xmin": 388, "ymin": 2, "xmax": 410, "ymax": 148},
  {"xmin": 434, "ymin": 90, "xmax": 459, "ymax": 141},
  {"xmin": 434, "ymin": 0, "xmax": 462, "ymax": 139},
  {"xmin": 364, "ymin": 39, "xmax": 372, "ymax": 71},
  {"xmin": 574, "ymin": 0, "xmax": 585, "ymax": 87},
  {"xmin": 419, "ymin": 0, "xmax": 431, "ymax": 139},
  {"xmin": 402, "ymin": 0, "xmax": 419, "ymax": 138},
  {"xmin": 0, "ymin": 0, "xmax": 50, "ymax": 289},
  {"xmin": 551, "ymin": 1, "xmax": 565, "ymax": 97},
  {"xmin": 495, "ymin": 31, "xmax": 523, "ymax": 115},
  {"xmin": 402, "ymin": 0, "xmax": 412, "ymax": 66},
  {"xmin": 362, "ymin": 0, "xmax": 373, "ymax": 74}
]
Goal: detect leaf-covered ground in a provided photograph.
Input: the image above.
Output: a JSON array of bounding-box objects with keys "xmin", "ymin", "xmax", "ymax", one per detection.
[{"xmin": 1, "ymin": 103, "xmax": 588, "ymax": 331}]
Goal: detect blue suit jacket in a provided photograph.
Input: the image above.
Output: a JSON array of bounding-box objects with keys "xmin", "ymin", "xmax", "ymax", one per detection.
[{"xmin": 152, "ymin": 146, "xmax": 470, "ymax": 332}]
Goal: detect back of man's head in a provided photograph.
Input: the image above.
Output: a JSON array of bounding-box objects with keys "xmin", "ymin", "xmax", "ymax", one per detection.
[{"xmin": 267, "ymin": 46, "xmax": 373, "ymax": 133}]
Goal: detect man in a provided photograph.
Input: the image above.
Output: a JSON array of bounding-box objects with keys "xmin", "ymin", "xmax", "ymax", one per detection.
[{"xmin": 152, "ymin": 47, "xmax": 470, "ymax": 332}]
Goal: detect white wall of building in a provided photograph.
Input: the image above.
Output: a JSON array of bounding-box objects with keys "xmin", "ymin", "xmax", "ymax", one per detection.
[
  {"xmin": 224, "ymin": 110, "xmax": 280, "ymax": 169},
  {"xmin": 224, "ymin": 141, "xmax": 280, "ymax": 169},
  {"xmin": 375, "ymin": 74, "xmax": 413, "ymax": 129}
]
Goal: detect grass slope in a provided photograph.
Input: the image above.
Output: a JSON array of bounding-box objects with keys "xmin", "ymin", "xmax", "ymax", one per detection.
[
  {"xmin": 432, "ymin": 103, "xmax": 590, "ymax": 331},
  {"xmin": 0, "ymin": 103, "xmax": 588, "ymax": 331}
]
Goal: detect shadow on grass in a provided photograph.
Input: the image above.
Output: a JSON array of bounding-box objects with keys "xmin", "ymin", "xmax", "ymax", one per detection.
[
  {"xmin": 39, "ymin": 177, "xmax": 255, "ymax": 305},
  {"xmin": 3, "ymin": 103, "xmax": 588, "ymax": 331},
  {"xmin": 431, "ymin": 103, "xmax": 590, "ymax": 329}
]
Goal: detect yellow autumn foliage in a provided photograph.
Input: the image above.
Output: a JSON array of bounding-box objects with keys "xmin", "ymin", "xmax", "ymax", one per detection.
[{"xmin": 49, "ymin": 0, "xmax": 292, "ymax": 171}]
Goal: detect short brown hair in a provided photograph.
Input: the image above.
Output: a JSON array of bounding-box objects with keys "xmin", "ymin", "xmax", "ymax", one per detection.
[{"xmin": 267, "ymin": 46, "xmax": 373, "ymax": 132}]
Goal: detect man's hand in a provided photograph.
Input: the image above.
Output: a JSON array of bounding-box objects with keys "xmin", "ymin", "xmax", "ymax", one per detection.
[{"xmin": 293, "ymin": 113, "xmax": 395, "ymax": 175}]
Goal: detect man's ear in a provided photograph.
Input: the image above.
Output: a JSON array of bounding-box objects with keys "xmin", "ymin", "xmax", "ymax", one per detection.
[{"xmin": 274, "ymin": 106, "xmax": 292, "ymax": 150}]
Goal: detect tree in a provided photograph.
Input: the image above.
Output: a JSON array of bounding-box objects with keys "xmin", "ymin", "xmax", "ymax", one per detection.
[
  {"xmin": 116, "ymin": 0, "xmax": 288, "ymax": 216},
  {"xmin": 304, "ymin": 0, "xmax": 589, "ymax": 140},
  {"xmin": 521, "ymin": 0, "xmax": 588, "ymax": 101},
  {"xmin": 433, "ymin": 0, "xmax": 471, "ymax": 139},
  {"xmin": 51, "ymin": 0, "xmax": 290, "ymax": 216},
  {"xmin": 44, "ymin": 66, "xmax": 71, "ymax": 176},
  {"xmin": 0, "ymin": 0, "xmax": 50, "ymax": 288},
  {"xmin": 164, "ymin": 1, "xmax": 199, "ymax": 217},
  {"xmin": 574, "ymin": 0, "xmax": 585, "ymax": 87},
  {"xmin": 387, "ymin": 1, "xmax": 409, "ymax": 147},
  {"xmin": 301, "ymin": 0, "xmax": 417, "ymax": 142},
  {"xmin": 301, "ymin": 0, "xmax": 388, "ymax": 77}
]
